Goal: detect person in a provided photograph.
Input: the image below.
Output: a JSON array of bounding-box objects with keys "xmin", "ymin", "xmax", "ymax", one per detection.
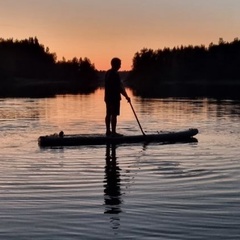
[{"xmin": 104, "ymin": 58, "xmax": 130, "ymax": 136}]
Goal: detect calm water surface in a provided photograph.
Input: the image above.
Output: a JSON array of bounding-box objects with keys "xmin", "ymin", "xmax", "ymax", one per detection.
[{"xmin": 0, "ymin": 89, "xmax": 239, "ymax": 239}]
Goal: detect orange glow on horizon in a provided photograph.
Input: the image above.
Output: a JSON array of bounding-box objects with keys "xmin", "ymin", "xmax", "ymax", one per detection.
[{"xmin": 1, "ymin": 1, "xmax": 240, "ymax": 71}]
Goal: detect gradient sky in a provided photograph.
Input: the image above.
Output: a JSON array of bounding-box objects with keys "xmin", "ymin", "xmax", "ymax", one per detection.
[{"xmin": 1, "ymin": 0, "xmax": 240, "ymax": 70}]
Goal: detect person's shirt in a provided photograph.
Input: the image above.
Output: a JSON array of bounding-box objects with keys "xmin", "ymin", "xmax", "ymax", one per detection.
[{"xmin": 104, "ymin": 69, "xmax": 122, "ymax": 103}]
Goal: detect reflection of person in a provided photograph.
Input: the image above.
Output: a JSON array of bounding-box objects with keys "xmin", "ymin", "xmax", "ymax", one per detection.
[
  {"xmin": 104, "ymin": 58, "xmax": 130, "ymax": 136},
  {"xmin": 104, "ymin": 144, "xmax": 122, "ymax": 215}
]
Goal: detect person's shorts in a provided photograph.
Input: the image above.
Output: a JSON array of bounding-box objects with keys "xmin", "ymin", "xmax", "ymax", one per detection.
[{"xmin": 106, "ymin": 101, "xmax": 120, "ymax": 116}]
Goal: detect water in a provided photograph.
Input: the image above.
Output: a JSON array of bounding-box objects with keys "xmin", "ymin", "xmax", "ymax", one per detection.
[{"xmin": 0, "ymin": 89, "xmax": 239, "ymax": 239}]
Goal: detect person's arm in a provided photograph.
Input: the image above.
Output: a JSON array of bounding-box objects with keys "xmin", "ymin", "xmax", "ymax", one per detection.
[{"xmin": 120, "ymin": 82, "xmax": 130, "ymax": 102}]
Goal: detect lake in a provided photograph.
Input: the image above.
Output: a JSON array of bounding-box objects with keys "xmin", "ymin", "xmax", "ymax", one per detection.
[{"xmin": 0, "ymin": 88, "xmax": 239, "ymax": 239}]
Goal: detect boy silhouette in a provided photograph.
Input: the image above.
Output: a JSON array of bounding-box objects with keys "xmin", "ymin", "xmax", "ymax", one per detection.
[{"xmin": 104, "ymin": 58, "xmax": 130, "ymax": 136}]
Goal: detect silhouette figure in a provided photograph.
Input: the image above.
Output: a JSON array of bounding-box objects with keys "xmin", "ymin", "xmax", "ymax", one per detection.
[{"xmin": 104, "ymin": 58, "xmax": 130, "ymax": 136}]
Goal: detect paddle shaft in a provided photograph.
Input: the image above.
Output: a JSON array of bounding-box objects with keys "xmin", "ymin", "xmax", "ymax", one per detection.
[{"xmin": 129, "ymin": 102, "xmax": 145, "ymax": 136}]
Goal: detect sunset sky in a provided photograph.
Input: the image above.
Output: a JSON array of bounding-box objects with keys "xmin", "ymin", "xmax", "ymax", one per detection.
[{"xmin": 1, "ymin": 0, "xmax": 240, "ymax": 70}]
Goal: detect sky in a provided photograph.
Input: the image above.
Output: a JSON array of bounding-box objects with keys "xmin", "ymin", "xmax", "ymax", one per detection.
[{"xmin": 1, "ymin": 0, "xmax": 240, "ymax": 70}]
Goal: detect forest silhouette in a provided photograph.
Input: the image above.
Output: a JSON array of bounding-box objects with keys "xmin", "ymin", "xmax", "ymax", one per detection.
[
  {"xmin": 127, "ymin": 38, "xmax": 240, "ymax": 98},
  {"xmin": 0, "ymin": 37, "xmax": 98, "ymax": 96},
  {"xmin": 1, "ymin": 37, "xmax": 240, "ymax": 98}
]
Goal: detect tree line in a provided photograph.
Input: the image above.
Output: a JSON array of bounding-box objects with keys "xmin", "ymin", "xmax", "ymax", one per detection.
[
  {"xmin": 127, "ymin": 38, "xmax": 240, "ymax": 95},
  {"xmin": 1, "ymin": 36, "xmax": 240, "ymax": 98},
  {"xmin": 0, "ymin": 37, "xmax": 98, "ymax": 95}
]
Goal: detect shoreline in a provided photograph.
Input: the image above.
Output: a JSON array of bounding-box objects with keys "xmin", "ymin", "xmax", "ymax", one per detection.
[{"xmin": 1, "ymin": 76, "xmax": 240, "ymax": 98}]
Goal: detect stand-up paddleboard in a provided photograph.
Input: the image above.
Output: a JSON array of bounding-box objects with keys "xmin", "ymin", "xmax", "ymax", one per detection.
[{"xmin": 38, "ymin": 128, "xmax": 198, "ymax": 147}]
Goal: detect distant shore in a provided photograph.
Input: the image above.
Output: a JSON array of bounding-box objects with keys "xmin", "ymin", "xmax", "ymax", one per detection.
[
  {"xmin": 129, "ymin": 80, "xmax": 240, "ymax": 99},
  {"xmin": 0, "ymin": 77, "xmax": 99, "ymax": 97},
  {"xmin": 1, "ymin": 74, "xmax": 240, "ymax": 99}
]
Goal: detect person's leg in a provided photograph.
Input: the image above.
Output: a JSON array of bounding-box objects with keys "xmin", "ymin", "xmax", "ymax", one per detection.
[
  {"xmin": 112, "ymin": 101, "xmax": 120, "ymax": 135},
  {"xmin": 111, "ymin": 115, "xmax": 117, "ymax": 134},
  {"xmin": 105, "ymin": 114, "xmax": 111, "ymax": 135},
  {"xmin": 105, "ymin": 102, "xmax": 112, "ymax": 136}
]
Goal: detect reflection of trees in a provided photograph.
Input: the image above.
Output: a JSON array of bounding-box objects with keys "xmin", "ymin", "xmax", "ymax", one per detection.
[{"xmin": 104, "ymin": 144, "xmax": 122, "ymax": 215}]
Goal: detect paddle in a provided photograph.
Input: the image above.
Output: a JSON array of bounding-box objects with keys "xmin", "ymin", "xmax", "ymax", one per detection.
[{"xmin": 129, "ymin": 101, "xmax": 146, "ymax": 136}]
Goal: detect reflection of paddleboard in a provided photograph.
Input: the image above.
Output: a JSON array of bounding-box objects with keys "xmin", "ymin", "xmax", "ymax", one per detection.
[{"xmin": 38, "ymin": 128, "xmax": 198, "ymax": 147}]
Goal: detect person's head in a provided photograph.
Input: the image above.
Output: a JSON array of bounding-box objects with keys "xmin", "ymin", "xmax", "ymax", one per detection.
[{"xmin": 111, "ymin": 58, "xmax": 121, "ymax": 71}]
